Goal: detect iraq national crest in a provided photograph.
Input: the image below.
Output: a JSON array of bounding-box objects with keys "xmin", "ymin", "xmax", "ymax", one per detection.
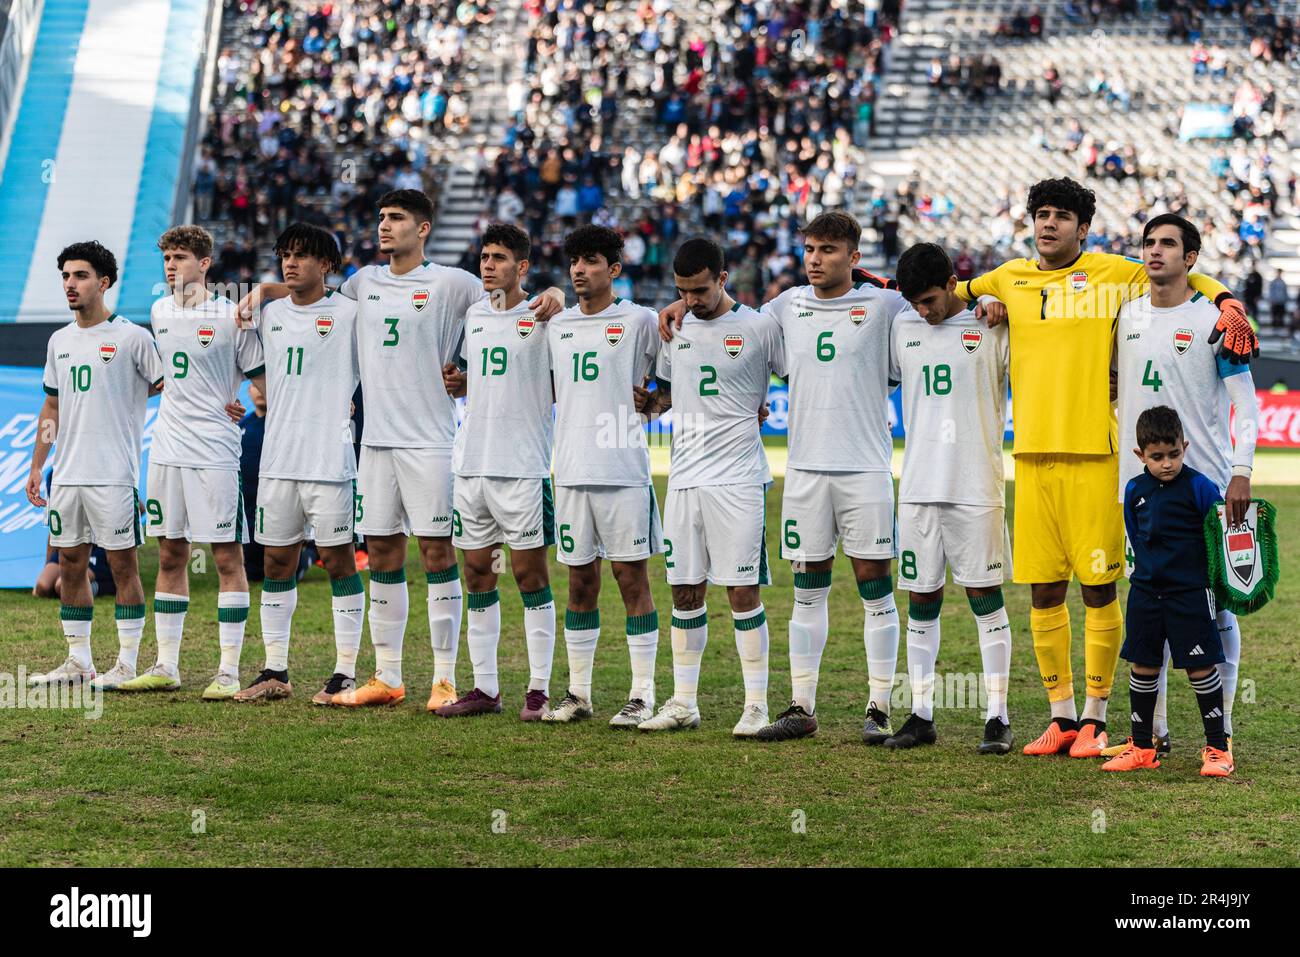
[
  {"xmin": 99, "ymin": 342, "xmax": 117, "ymax": 363},
  {"xmin": 850, "ymin": 305, "xmax": 866, "ymax": 325},
  {"xmin": 724, "ymin": 334, "xmax": 744, "ymax": 358},
  {"xmin": 605, "ymin": 322, "xmax": 624, "ymax": 346},
  {"xmin": 961, "ymin": 329, "xmax": 982, "ymax": 353},
  {"xmin": 197, "ymin": 324, "xmax": 216, "ymax": 347},
  {"xmin": 1204, "ymin": 500, "xmax": 1279, "ymax": 614},
  {"xmin": 516, "ymin": 316, "xmax": 536, "ymax": 339},
  {"xmin": 411, "ymin": 289, "xmax": 430, "ymax": 312},
  {"xmin": 315, "ymin": 315, "xmax": 334, "ymax": 338},
  {"xmin": 1173, "ymin": 328, "xmax": 1194, "ymax": 355}
]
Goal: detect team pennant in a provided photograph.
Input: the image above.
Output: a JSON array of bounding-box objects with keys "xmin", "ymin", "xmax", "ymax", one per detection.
[{"xmin": 1204, "ymin": 499, "xmax": 1279, "ymax": 614}]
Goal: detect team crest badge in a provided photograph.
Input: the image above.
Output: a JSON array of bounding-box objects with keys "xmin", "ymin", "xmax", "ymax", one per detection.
[
  {"xmin": 516, "ymin": 316, "xmax": 536, "ymax": 339},
  {"xmin": 1069, "ymin": 271, "xmax": 1088, "ymax": 292},
  {"xmin": 724, "ymin": 334, "xmax": 744, "ymax": 358},
  {"xmin": 1227, "ymin": 523, "xmax": 1256, "ymax": 586},
  {"xmin": 315, "ymin": 315, "xmax": 334, "ymax": 338},
  {"xmin": 849, "ymin": 306, "xmax": 867, "ymax": 325},
  {"xmin": 197, "ymin": 324, "xmax": 216, "ymax": 347},
  {"xmin": 98, "ymin": 342, "xmax": 117, "ymax": 363},
  {"xmin": 605, "ymin": 322, "xmax": 624, "ymax": 346},
  {"xmin": 961, "ymin": 329, "xmax": 982, "ymax": 353},
  {"xmin": 411, "ymin": 289, "xmax": 429, "ymax": 312},
  {"xmin": 1173, "ymin": 328, "xmax": 1194, "ymax": 355}
]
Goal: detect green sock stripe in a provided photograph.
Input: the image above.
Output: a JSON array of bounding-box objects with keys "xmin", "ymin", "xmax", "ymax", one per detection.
[
  {"xmin": 114, "ymin": 603, "xmax": 145, "ymax": 620},
  {"xmin": 671, "ymin": 612, "xmax": 707, "ymax": 630},
  {"xmin": 153, "ymin": 598, "xmax": 190, "ymax": 615},
  {"xmin": 626, "ymin": 610, "xmax": 659, "ymax": 635},
  {"xmin": 968, "ymin": 589, "xmax": 1006, "ymax": 616},
  {"xmin": 793, "ymin": 570, "xmax": 832, "ymax": 589},
  {"xmin": 520, "ymin": 587, "xmax": 554, "ymax": 608},
  {"xmin": 217, "ymin": 606, "xmax": 250, "ymax": 623},
  {"xmin": 734, "ymin": 609, "xmax": 767, "ymax": 630},
  {"xmin": 467, "ymin": 589, "xmax": 500, "ymax": 610},
  {"xmin": 370, "ymin": 568, "xmax": 407, "ymax": 585},
  {"xmin": 426, "ymin": 565, "xmax": 459, "ymax": 585},
  {"xmin": 858, "ymin": 576, "xmax": 893, "ymax": 601},
  {"xmin": 331, "ymin": 573, "xmax": 364, "ymax": 597},
  {"xmin": 262, "ymin": 577, "xmax": 297, "ymax": 593},
  {"xmin": 908, "ymin": 597, "xmax": 943, "ymax": 621},
  {"xmin": 60, "ymin": 604, "xmax": 93, "ymax": 621},
  {"xmin": 565, "ymin": 609, "xmax": 600, "ymax": 630}
]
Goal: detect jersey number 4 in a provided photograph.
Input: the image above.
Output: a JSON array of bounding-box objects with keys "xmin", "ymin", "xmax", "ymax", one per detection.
[{"xmin": 1141, "ymin": 359, "xmax": 1163, "ymax": 392}]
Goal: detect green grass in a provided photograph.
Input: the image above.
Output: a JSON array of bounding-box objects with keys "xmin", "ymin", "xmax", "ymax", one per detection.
[{"xmin": 1, "ymin": 478, "xmax": 1296, "ymax": 867}]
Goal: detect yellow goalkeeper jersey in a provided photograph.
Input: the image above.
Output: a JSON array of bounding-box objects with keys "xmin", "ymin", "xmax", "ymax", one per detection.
[{"xmin": 957, "ymin": 252, "xmax": 1227, "ymax": 455}]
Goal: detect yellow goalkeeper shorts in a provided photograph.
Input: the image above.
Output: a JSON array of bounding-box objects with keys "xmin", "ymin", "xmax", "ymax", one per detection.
[{"xmin": 1012, "ymin": 453, "xmax": 1124, "ymax": 586}]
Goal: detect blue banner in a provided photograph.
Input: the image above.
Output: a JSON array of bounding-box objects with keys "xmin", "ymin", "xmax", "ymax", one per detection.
[{"xmin": 1179, "ymin": 103, "xmax": 1234, "ymax": 141}]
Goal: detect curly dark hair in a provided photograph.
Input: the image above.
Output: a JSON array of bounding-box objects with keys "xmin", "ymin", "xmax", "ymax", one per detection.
[
  {"xmin": 274, "ymin": 222, "xmax": 342, "ymax": 273},
  {"xmin": 895, "ymin": 242, "xmax": 954, "ymax": 300},
  {"xmin": 563, "ymin": 224, "xmax": 623, "ymax": 266},
  {"xmin": 1026, "ymin": 177, "xmax": 1096, "ymax": 226},
  {"xmin": 57, "ymin": 241, "xmax": 118, "ymax": 287},
  {"xmin": 481, "ymin": 222, "xmax": 531, "ymax": 262}
]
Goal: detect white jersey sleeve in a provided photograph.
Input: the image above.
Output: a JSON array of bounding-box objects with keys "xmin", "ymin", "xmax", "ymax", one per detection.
[{"xmin": 1224, "ymin": 369, "xmax": 1258, "ymax": 475}]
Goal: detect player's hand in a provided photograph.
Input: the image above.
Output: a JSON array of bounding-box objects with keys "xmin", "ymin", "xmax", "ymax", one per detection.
[
  {"xmin": 633, "ymin": 376, "xmax": 653, "ymax": 415},
  {"xmin": 1225, "ymin": 475, "xmax": 1252, "ymax": 527},
  {"xmin": 758, "ymin": 402, "xmax": 770, "ymax": 425},
  {"xmin": 225, "ymin": 401, "xmax": 246, "ymax": 423},
  {"xmin": 975, "ymin": 296, "xmax": 1008, "ymax": 327},
  {"xmin": 1207, "ymin": 297, "xmax": 1258, "ymax": 365},
  {"xmin": 442, "ymin": 362, "xmax": 467, "ymax": 398},
  {"xmin": 236, "ymin": 286, "xmax": 264, "ymax": 329},
  {"xmin": 658, "ymin": 300, "xmax": 686, "ymax": 342},
  {"xmin": 26, "ymin": 468, "xmax": 46, "ymax": 508},
  {"xmin": 527, "ymin": 286, "xmax": 565, "ymax": 321},
  {"xmin": 1109, "ymin": 367, "xmax": 1118, "ymax": 403}
]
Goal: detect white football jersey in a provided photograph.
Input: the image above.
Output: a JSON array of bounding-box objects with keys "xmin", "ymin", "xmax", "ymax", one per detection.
[
  {"xmin": 454, "ymin": 297, "xmax": 554, "ymax": 479},
  {"xmin": 259, "ymin": 291, "xmax": 360, "ymax": 482},
  {"xmin": 339, "ymin": 261, "xmax": 488, "ymax": 449},
  {"xmin": 890, "ymin": 305, "xmax": 1009, "ymax": 506},
  {"xmin": 43, "ymin": 314, "xmax": 163, "ymax": 487},
  {"xmin": 764, "ymin": 281, "xmax": 908, "ymax": 472},
  {"xmin": 548, "ymin": 297, "xmax": 658, "ymax": 487},
  {"xmin": 149, "ymin": 294, "xmax": 265, "ymax": 470},
  {"xmin": 659, "ymin": 301, "xmax": 786, "ymax": 491},
  {"xmin": 1117, "ymin": 291, "xmax": 1254, "ymax": 497}
]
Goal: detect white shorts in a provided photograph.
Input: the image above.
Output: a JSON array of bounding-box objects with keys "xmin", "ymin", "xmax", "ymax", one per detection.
[
  {"xmin": 453, "ymin": 475, "xmax": 555, "ymax": 551},
  {"xmin": 357, "ymin": 446, "xmax": 453, "ymax": 538},
  {"xmin": 553, "ymin": 484, "xmax": 663, "ymax": 566},
  {"xmin": 896, "ymin": 502, "xmax": 1011, "ymax": 592},
  {"xmin": 255, "ymin": 478, "xmax": 356, "ymax": 547},
  {"xmin": 664, "ymin": 484, "xmax": 770, "ymax": 587},
  {"xmin": 47, "ymin": 484, "xmax": 141, "ymax": 551},
  {"xmin": 780, "ymin": 467, "xmax": 896, "ymax": 561},
  {"xmin": 144, "ymin": 463, "xmax": 249, "ymax": 544}
]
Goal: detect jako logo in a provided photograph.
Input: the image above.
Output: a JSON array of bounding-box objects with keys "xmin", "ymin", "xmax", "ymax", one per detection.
[{"xmin": 50, "ymin": 887, "xmax": 151, "ymax": 937}]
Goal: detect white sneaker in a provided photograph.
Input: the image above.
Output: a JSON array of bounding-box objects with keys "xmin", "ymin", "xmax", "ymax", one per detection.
[
  {"xmin": 28, "ymin": 656, "xmax": 95, "ymax": 686},
  {"xmin": 609, "ymin": 697, "xmax": 655, "ymax": 728},
  {"xmin": 541, "ymin": 691, "xmax": 593, "ymax": 723},
  {"xmin": 89, "ymin": 661, "xmax": 137, "ymax": 691},
  {"xmin": 638, "ymin": 698, "xmax": 701, "ymax": 732},
  {"xmin": 732, "ymin": 703, "xmax": 770, "ymax": 738}
]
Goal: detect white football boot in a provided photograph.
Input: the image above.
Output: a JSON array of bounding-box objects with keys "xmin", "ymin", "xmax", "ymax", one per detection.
[
  {"xmin": 27, "ymin": 656, "xmax": 96, "ymax": 686},
  {"xmin": 609, "ymin": 697, "xmax": 655, "ymax": 728},
  {"xmin": 541, "ymin": 691, "xmax": 594, "ymax": 723},
  {"xmin": 732, "ymin": 703, "xmax": 770, "ymax": 738},
  {"xmin": 637, "ymin": 698, "xmax": 702, "ymax": 732},
  {"xmin": 89, "ymin": 660, "xmax": 137, "ymax": 691}
]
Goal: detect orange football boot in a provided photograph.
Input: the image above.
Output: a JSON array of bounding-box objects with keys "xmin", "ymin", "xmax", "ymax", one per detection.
[
  {"xmin": 1022, "ymin": 719, "xmax": 1079, "ymax": 756},
  {"xmin": 1101, "ymin": 738, "xmax": 1161, "ymax": 772},
  {"xmin": 332, "ymin": 675, "xmax": 405, "ymax": 707},
  {"xmin": 426, "ymin": 678, "xmax": 458, "ymax": 712},
  {"xmin": 1069, "ymin": 721, "xmax": 1109, "ymax": 758},
  {"xmin": 1199, "ymin": 746, "xmax": 1234, "ymax": 778}
]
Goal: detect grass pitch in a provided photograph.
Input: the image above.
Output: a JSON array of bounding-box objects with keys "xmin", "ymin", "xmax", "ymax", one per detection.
[{"xmin": 0, "ymin": 473, "xmax": 1296, "ymax": 867}]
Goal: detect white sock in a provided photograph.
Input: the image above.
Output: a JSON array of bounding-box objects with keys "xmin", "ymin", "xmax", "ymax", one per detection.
[
  {"xmin": 975, "ymin": 605, "xmax": 1012, "ymax": 723},
  {"xmin": 368, "ymin": 572, "xmax": 408, "ymax": 687},
  {"xmin": 733, "ymin": 604, "xmax": 769, "ymax": 709},
  {"xmin": 626, "ymin": 611, "xmax": 659, "ymax": 702},
  {"xmin": 466, "ymin": 589, "xmax": 501, "ymax": 697},
  {"xmin": 522, "ymin": 587, "xmax": 556, "ymax": 693},
  {"xmin": 789, "ymin": 575, "xmax": 831, "ymax": 713},
  {"xmin": 217, "ymin": 591, "xmax": 250, "ymax": 677},
  {"xmin": 115, "ymin": 603, "xmax": 146, "ymax": 671},
  {"xmin": 563, "ymin": 608, "xmax": 600, "ymax": 701},
  {"xmin": 1081, "ymin": 693, "xmax": 1108, "ymax": 723},
  {"xmin": 153, "ymin": 592, "xmax": 188, "ymax": 673},
  {"xmin": 861, "ymin": 582, "xmax": 900, "ymax": 716},
  {"xmin": 428, "ymin": 567, "xmax": 463, "ymax": 685},
  {"xmin": 905, "ymin": 599, "xmax": 941, "ymax": 721},
  {"xmin": 331, "ymin": 574, "xmax": 365, "ymax": 679},
  {"xmin": 60, "ymin": 607, "xmax": 93, "ymax": 670},
  {"xmin": 260, "ymin": 579, "xmax": 297, "ymax": 672},
  {"xmin": 670, "ymin": 605, "xmax": 708, "ymax": 709},
  {"xmin": 1217, "ymin": 609, "xmax": 1240, "ymax": 738},
  {"xmin": 1153, "ymin": 644, "xmax": 1171, "ymax": 737}
]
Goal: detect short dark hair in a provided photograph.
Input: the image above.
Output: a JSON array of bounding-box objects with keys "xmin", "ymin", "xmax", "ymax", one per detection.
[
  {"xmin": 1136, "ymin": 405, "xmax": 1185, "ymax": 450},
  {"xmin": 481, "ymin": 222, "xmax": 531, "ymax": 262},
  {"xmin": 672, "ymin": 236, "xmax": 726, "ymax": 279},
  {"xmin": 801, "ymin": 210, "xmax": 862, "ymax": 249},
  {"xmin": 1026, "ymin": 177, "xmax": 1096, "ymax": 227},
  {"xmin": 1142, "ymin": 213, "xmax": 1201, "ymax": 255},
  {"xmin": 273, "ymin": 222, "xmax": 342, "ymax": 273},
  {"xmin": 57, "ymin": 241, "xmax": 118, "ymax": 287},
  {"xmin": 895, "ymin": 243, "xmax": 954, "ymax": 300},
  {"xmin": 563, "ymin": 224, "xmax": 623, "ymax": 266},
  {"xmin": 378, "ymin": 188, "xmax": 435, "ymax": 225}
]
